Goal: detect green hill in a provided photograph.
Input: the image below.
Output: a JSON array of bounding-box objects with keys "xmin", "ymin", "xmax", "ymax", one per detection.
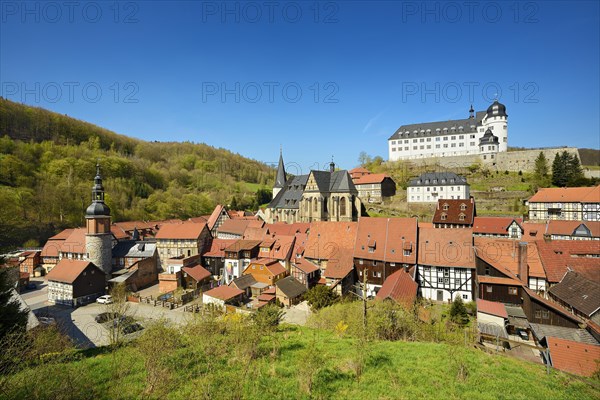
[
  {"xmin": 0, "ymin": 98, "xmax": 274, "ymax": 251},
  {"xmin": 2, "ymin": 323, "xmax": 597, "ymax": 400}
]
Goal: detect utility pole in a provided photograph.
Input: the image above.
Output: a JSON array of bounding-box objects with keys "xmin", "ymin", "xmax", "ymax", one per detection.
[{"xmin": 362, "ymin": 267, "xmax": 368, "ymax": 334}]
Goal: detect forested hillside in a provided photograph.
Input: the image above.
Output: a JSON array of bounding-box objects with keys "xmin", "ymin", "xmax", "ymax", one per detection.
[{"xmin": 0, "ymin": 98, "xmax": 274, "ymax": 250}]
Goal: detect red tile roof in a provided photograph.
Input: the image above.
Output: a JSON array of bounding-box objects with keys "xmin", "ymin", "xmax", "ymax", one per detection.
[
  {"xmin": 224, "ymin": 240, "xmax": 262, "ymax": 253},
  {"xmin": 528, "ymin": 186, "xmax": 600, "ymax": 203},
  {"xmin": 546, "ymin": 220, "xmax": 600, "ymax": 238},
  {"xmin": 305, "ymin": 222, "xmax": 358, "ymax": 279},
  {"xmin": 417, "ymin": 227, "xmax": 475, "ymax": 268},
  {"xmin": 353, "ymin": 173, "xmax": 392, "ymax": 185},
  {"xmin": 258, "ymin": 235, "xmax": 296, "ymax": 260},
  {"xmin": 292, "ymin": 258, "xmax": 320, "ymax": 274},
  {"xmin": 522, "ymin": 222, "xmax": 546, "ymax": 239},
  {"xmin": 349, "ymin": 167, "xmax": 370, "ymax": 174},
  {"xmin": 46, "ymin": 259, "xmax": 101, "ymax": 283},
  {"xmin": 354, "ymin": 217, "xmax": 418, "ymax": 264},
  {"xmin": 59, "ymin": 228, "xmax": 87, "ymax": 254},
  {"xmin": 472, "ymin": 217, "xmax": 523, "ymax": 235},
  {"xmin": 48, "ymin": 228, "xmax": 75, "ymax": 241},
  {"xmin": 248, "ymin": 258, "xmax": 287, "ymax": 276},
  {"xmin": 474, "ymin": 238, "xmax": 546, "ymax": 279},
  {"xmin": 204, "ymin": 285, "xmax": 244, "ymax": 301},
  {"xmin": 478, "ymin": 276, "xmax": 523, "ymax": 286},
  {"xmin": 476, "ymin": 299, "xmax": 508, "ymax": 318},
  {"xmin": 432, "ymin": 198, "xmax": 476, "ymax": 226},
  {"xmin": 265, "ymin": 222, "xmax": 311, "ymax": 236},
  {"xmin": 182, "ymin": 265, "xmax": 211, "ymax": 282},
  {"xmin": 41, "ymin": 240, "xmax": 63, "ymax": 258},
  {"xmin": 206, "ymin": 204, "xmax": 226, "ymax": 230},
  {"xmin": 155, "ymin": 221, "xmax": 207, "ymax": 240},
  {"xmin": 375, "ymin": 269, "xmax": 418, "ymax": 308},
  {"xmin": 218, "ymin": 219, "xmax": 256, "ymax": 236},
  {"xmin": 203, "ymin": 239, "xmax": 237, "ymax": 257},
  {"xmin": 546, "ymin": 337, "xmax": 600, "ymax": 377},
  {"xmin": 536, "ymin": 240, "xmax": 600, "ymax": 283},
  {"xmin": 257, "ymin": 293, "xmax": 275, "ymax": 302}
]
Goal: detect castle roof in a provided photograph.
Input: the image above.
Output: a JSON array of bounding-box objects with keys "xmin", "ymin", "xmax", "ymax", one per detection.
[{"xmin": 388, "ymin": 111, "xmax": 486, "ymax": 141}]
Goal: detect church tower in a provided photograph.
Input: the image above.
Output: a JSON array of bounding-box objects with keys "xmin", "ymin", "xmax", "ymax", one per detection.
[
  {"xmin": 85, "ymin": 163, "xmax": 112, "ymax": 276},
  {"xmin": 273, "ymin": 149, "xmax": 287, "ymax": 198}
]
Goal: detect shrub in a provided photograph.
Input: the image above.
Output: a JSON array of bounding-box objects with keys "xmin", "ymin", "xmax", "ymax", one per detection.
[
  {"xmin": 449, "ymin": 296, "xmax": 469, "ymax": 326},
  {"xmin": 304, "ymin": 285, "xmax": 339, "ymax": 311},
  {"xmin": 252, "ymin": 304, "xmax": 283, "ymax": 331}
]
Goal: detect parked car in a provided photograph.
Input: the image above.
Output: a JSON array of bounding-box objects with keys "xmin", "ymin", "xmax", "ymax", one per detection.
[
  {"xmin": 95, "ymin": 312, "xmax": 121, "ymax": 323},
  {"xmin": 96, "ymin": 295, "xmax": 113, "ymax": 304},
  {"xmin": 122, "ymin": 322, "xmax": 144, "ymax": 335}
]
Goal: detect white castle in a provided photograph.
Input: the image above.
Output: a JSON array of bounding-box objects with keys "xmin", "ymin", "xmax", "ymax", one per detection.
[{"xmin": 388, "ymin": 101, "xmax": 508, "ymax": 162}]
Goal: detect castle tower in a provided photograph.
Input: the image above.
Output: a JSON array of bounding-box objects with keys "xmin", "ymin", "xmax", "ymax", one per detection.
[
  {"xmin": 273, "ymin": 149, "xmax": 287, "ymax": 198},
  {"xmin": 85, "ymin": 163, "xmax": 112, "ymax": 276},
  {"xmin": 482, "ymin": 100, "xmax": 508, "ymax": 152}
]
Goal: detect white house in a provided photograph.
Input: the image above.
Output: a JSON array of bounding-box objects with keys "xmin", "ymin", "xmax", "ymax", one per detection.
[
  {"xmin": 388, "ymin": 101, "xmax": 508, "ymax": 161},
  {"xmin": 407, "ymin": 172, "xmax": 469, "ymax": 203}
]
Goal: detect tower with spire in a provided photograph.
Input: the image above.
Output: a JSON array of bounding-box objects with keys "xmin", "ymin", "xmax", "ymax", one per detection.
[
  {"xmin": 273, "ymin": 148, "xmax": 287, "ymax": 198},
  {"xmin": 85, "ymin": 163, "xmax": 113, "ymax": 276}
]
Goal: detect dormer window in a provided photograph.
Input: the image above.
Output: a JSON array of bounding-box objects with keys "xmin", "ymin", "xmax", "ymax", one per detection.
[
  {"xmin": 459, "ymin": 213, "xmax": 465, "ymax": 221},
  {"xmin": 442, "ymin": 203, "xmax": 449, "ymax": 211},
  {"xmin": 460, "ymin": 203, "xmax": 467, "ymax": 211},
  {"xmin": 441, "ymin": 213, "xmax": 447, "ymax": 221}
]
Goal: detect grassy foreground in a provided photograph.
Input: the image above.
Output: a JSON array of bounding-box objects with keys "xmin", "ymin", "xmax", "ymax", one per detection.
[{"xmin": 2, "ymin": 323, "xmax": 598, "ymax": 400}]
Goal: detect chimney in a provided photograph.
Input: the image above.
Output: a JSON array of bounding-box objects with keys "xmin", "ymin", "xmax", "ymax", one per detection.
[{"xmin": 517, "ymin": 242, "xmax": 528, "ymax": 285}]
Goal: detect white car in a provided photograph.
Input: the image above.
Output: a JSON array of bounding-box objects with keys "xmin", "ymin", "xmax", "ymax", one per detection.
[{"xmin": 96, "ymin": 295, "xmax": 113, "ymax": 304}]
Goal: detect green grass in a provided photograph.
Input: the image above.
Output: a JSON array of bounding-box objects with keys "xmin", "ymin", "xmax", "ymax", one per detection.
[{"xmin": 3, "ymin": 325, "xmax": 598, "ymax": 400}]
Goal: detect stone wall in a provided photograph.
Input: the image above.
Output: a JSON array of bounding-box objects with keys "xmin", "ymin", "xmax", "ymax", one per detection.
[{"xmin": 405, "ymin": 147, "xmax": 580, "ymax": 173}]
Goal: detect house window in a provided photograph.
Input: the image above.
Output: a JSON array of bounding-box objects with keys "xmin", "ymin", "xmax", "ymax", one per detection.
[
  {"xmin": 441, "ymin": 214, "xmax": 447, "ymax": 221},
  {"xmin": 484, "ymin": 266, "xmax": 490, "ymax": 275},
  {"xmin": 462, "ymin": 294, "xmax": 468, "ymax": 300},
  {"xmin": 359, "ymin": 259, "xmax": 363, "ymax": 265},
  {"xmin": 403, "ymin": 250, "xmax": 410, "ymax": 256},
  {"xmin": 372, "ymin": 260, "xmax": 377, "ymax": 266},
  {"xmin": 486, "ymin": 285, "xmax": 492, "ymax": 293},
  {"xmin": 455, "ymin": 279, "xmax": 461, "ymax": 285},
  {"xmin": 542, "ymin": 310, "xmax": 550, "ymax": 319},
  {"xmin": 368, "ymin": 247, "xmax": 374, "ymax": 253},
  {"xmin": 535, "ymin": 310, "xmax": 541, "ymax": 319},
  {"xmin": 390, "ymin": 262, "xmax": 396, "ymax": 266},
  {"xmin": 377, "ymin": 272, "xmax": 381, "ymax": 278},
  {"xmin": 373, "ymin": 271, "xmax": 377, "ymax": 277},
  {"xmin": 438, "ymin": 277, "xmax": 444, "ymax": 284},
  {"xmin": 443, "ymin": 204, "xmax": 449, "ymax": 210},
  {"xmin": 508, "ymin": 287, "xmax": 518, "ymax": 295},
  {"xmin": 340, "ymin": 197, "xmax": 347, "ymax": 216}
]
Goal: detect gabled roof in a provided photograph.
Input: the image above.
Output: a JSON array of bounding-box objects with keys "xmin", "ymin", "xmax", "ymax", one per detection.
[
  {"xmin": 375, "ymin": 269, "xmax": 418, "ymax": 308},
  {"xmin": 548, "ymin": 271, "xmax": 600, "ymax": 317},
  {"xmin": 204, "ymin": 286, "xmax": 244, "ymax": 301},
  {"xmin": 478, "ymin": 276, "xmax": 523, "ymax": 286},
  {"xmin": 218, "ymin": 219, "xmax": 262, "ymax": 236},
  {"xmin": 432, "ymin": 198, "xmax": 476, "ymax": 226},
  {"xmin": 353, "ymin": 173, "xmax": 393, "ymax": 185},
  {"xmin": 203, "ymin": 238, "xmax": 237, "ymax": 257},
  {"xmin": 417, "ymin": 227, "xmax": 475, "ymax": 268},
  {"xmin": 275, "ymin": 276, "xmax": 307, "ymax": 298},
  {"xmin": 258, "ymin": 235, "xmax": 295, "ymax": 260},
  {"xmin": 182, "ymin": 265, "xmax": 211, "ymax": 282},
  {"xmin": 523, "ymin": 287, "xmax": 584, "ymax": 325},
  {"xmin": 388, "ymin": 112, "xmax": 486, "ymax": 141},
  {"xmin": 474, "ymin": 238, "xmax": 546, "ymax": 279},
  {"xmin": 230, "ymin": 274, "xmax": 257, "ymax": 290},
  {"xmin": 536, "ymin": 240, "xmax": 600, "ymax": 283},
  {"xmin": 529, "ymin": 323, "xmax": 599, "ymax": 346},
  {"xmin": 353, "ymin": 217, "xmax": 418, "ymax": 264},
  {"xmin": 408, "ymin": 172, "xmax": 468, "ymax": 187},
  {"xmin": 154, "ymin": 221, "xmax": 207, "ymax": 240},
  {"xmin": 46, "ymin": 259, "xmax": 104, "ymax": 283},
  {"xmin": 59, "ymin": 228, "xmax": 88, "ymax": 254},
  {"xmin": 473, "ymin": 217, "xmax": 523, "ymax": 235},
  {"xmin": 292, "ymin": 258, "xmax": 320, "ymax": 274},
  {"xmin": 48, "ymin": 228, "xmax": 75, "ymax": 241},
  {"xmin": 265, "ymin": 222, "xmax": 311, "ymax": 236},
  {"xmin": 224, "ymin": 240, "xmax": 262, "ymax": 253},
  {"xmin": 476, "ymin": 299, "xmax": 508, "ymax": 319},
  {"xmin": 248, "ymin": 258, "xmax": 287, "ymax": 276},
  {"xmin": 307, "ymin": 170, "xmax": 358, "ymax": 194},
  {"xmin": 267, "ymin": 174, "xmax": 309, "ymax": 209},
  {"xmin": 112, "ymin": 241, "xmax": 157, "ymax": 258},
  {"xmin": 206, "ymin": 204, "xmax": 226, "ymax": 230},
  {"xmin": 545, "ymin": 220, "xmax": 600, "ymax": 238},
  {"xmin": 528, "ymin": 186, "xmax": 600, "ymax": 203},
  {"xmin": 546, "ymin": 337, "xmax": 600, "ymax": 377}
]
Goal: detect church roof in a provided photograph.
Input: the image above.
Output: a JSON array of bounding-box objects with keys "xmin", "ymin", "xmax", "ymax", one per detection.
[
  {"xmin": 309, "ymin": 170, "xmax": 357, "ymax": 193},
  {"xmin": 267, "ymin": 174, "xmax": 309, "ymax": 209},
  {"xmin": 274, "ymin": 150, "xmax": 287, "ymax": 189}
]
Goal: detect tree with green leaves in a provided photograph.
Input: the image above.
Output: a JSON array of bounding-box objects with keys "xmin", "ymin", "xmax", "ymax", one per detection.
[
  {"xmin": 552, "ymin": 153, "xmax": 568, "ymax": 187},
  {"xmin": 251, "ymin": 303, "xmax": 283, "ymax": 331},
  {"xmin": 304, "ymin": 285, "xmax": 339, "ymax": 311},
  {"xmin": 0, "ymin": 269, "xmax": 29, "ymax": 341},
  {"xmin": 534, "ymin": 152, "xmax": 549, "ymax": 179},
  {"xmin": 449, "ymin": 296, "xmax": 468, "ymax": 326},
  {"xmin": 552, "ymin": 151, "xmax": 585, "ymax": 187}
]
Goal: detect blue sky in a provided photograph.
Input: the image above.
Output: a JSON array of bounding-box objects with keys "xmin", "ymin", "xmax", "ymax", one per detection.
[{"xmin": 1, "ymin": 1, "xmax": 599, "ymax": 173}]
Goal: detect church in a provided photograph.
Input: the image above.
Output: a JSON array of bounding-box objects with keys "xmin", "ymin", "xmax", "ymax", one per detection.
[
  {"xmin": 388, "ymin": 100, "xmax": 508, "ymax": 161},
  {"xmin": 263, "ymin": 151, "xmax": 363, "ymax": 223}
]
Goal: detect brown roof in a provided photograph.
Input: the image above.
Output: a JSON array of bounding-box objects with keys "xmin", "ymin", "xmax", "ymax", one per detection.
[
  {"xmin": 257, "ymin": 293, "xmax": 275, "ymax": 302},
  {"xmin": 478, "ymin": 276, "xmax": 523, "ymax": 286},
  {"xmin": 546, "ymin": 220, "xmax": 600, "ymax": 238},
  {"xmin": 432, "ymin": 198, "xmax": 476, "ymax": 226},
  {"xmin": 476, "ymin": 299, "xmax": 508, "ymax": 318},
  {"xmin": 206, "ymin": 204, "xmax": 226, "ymax": 230},
  {"xmin": 528, "ymin": 186, "xmax": 600, "ymax": 203},
  {"xmin": 305, "ymin": 222, "xmax": 358, "ymax": 280},
  {"xmin": 417, "ymin": 227, "xmax": 475, "ymax": 268},
  {"xmin": 353, "ymin": 173, "xmax": 392, "ymax": 185},
  {"xmin": 548, "ymin": 271, "xmax": 600, "ymax": 317},
  {"xmin": 110, "ymin": 225, "xmax": 130, "ymax": 240},
  {"xmin": 204, "ymin": 285, "xmax": 244, "ymax": 301},
  {"xmin": 536, "ymin": 240, "xmax": 600, "ymax": 283},
  {"xmin": 265, "ymin": 222, "xmax": 311, "ymax": 236},
  {"xmin": 472, "ymin": 217, "xmax": 523, "ymax": 235},
  {"xmin": 112, "ymin": 220, "xmax": 156, "ymax": 232},
  {"xmin": 41, "ymin": 240, "xmax": 63, "ymax": 258},
  {"xmin": 292, "ymin": 258, "xmax": 320, "ymax": 274},
  {"xmin": 155, "ymin": 221, "xmax": 207, "ymax": 240},
  {"xmin": 48, "ymin": 228, "xmax": 75, "ymax": 241},
  {"xmin": 353, "ymin": 217, "xmax": 418, "ymax": 264},
  {"xmin": 375, "ymin": 269, "xmax": 418, "ymax": 308},
  {"xmin": 182, "ymin": 265, "xmax": 211, "ymax": 282},
  {"xmin": 474, "ymin": 238, "xmax": 546, "ymax": 279},
  {"xmin": 522, "ymin": 222, "xmax": 546, "ymax": 239},
  {"xmin": 248, "ymin": 258, "xmax": 287, "ymax": 276},
  {"xmin": 258, "ymin": 235, "xmax": 296, "ymax": 260},
  {"xmin": 523, "ymin": 287, "xmax": 584, "ymax": 325},
  {"xmin": 349, "ymin": 167, "xmax": 370, "ymax": 174},
  {"xmin": 218, "ymin": 219, "xmax": 255, "ymax": 236},
  {"xmin": 203, "ymin": 239, "xmax": 237, "ymax": 257},
  {"xmin": 546, "ymin": 337, "xmax": 600, "ymax": 377},
  {"xmin": 60, "ymin": 228, "xmax": 87, "ymax": 254},
  {"xmin": 224, "ymin": 240, "xmax": 262, "ymax": 253},
  {"xmin": 46, "ymin": 259, "xmax": 102, "ymax": 283}
]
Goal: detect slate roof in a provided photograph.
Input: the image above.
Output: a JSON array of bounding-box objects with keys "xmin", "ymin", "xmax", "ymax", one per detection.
[
  {"xmin": 308, "ymin": 170, "xmax": 357, "ymax": 193},
  {"xmin": 408, "ymin": 172, "xmax": 468, "ymax": 187},
  {"xmin": 230, "ymin": 274, "xmax": 257, "ymax": 290},
  {"xmin": 112, "ymin": 241, "xmax": 157, "ymax": 258},
  {"xmin": 267, "ymin": 174, "xmax": 309, "ymax": 209},
  {"xmin": 548, "ymin": 271, "xmax": 600, "ymax": 317},
  {"xmin": 530, "ymin": 323, "xmax": 599, "ymax": 346},
  {"xmin": 432, "ymin": 198, "xmax": 476, "ymax": 226},
  {"xmin": 388, "ymin": 111, "xmax": 486, "ymax": 141},
  {"xmin": 46, "ymin": 259, "xmax": 104, "ymax": 283},
  {"xmin": 476, "ymin": 299, "xmax": 508, "ymax": 319},
  {"xmin": 546, "ymin": 337, "xmax": 600, "ymax": 377},
  {"xmin": 275, "ymin": 276, "xmax": 307, "ymax": 299},
  {"xmin": 375, "ymin": 269, "xmax": 418, "ymax": 308},
  {"xmin": 523, "ymin": 287, "xmax": 584, "ymax": 325},
  {"xmin": 275, "ymin": 151, "xmax": 287, "ymax": 189}
]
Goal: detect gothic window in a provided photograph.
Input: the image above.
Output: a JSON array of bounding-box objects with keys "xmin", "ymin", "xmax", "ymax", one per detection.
[
  {"xmin": 313, "ymin": 198, "xmax": 318, "ymax": 212},
  {"xmin": 340, "ymin": 197, "xmax": 347, "ymax": 216}
]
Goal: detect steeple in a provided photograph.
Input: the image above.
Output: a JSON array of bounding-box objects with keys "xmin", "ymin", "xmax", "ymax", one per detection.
[
  {"xmin": 469, "ymin": 104, "xmax": 475, "ymax": 119},
  {"xmin": 329, "ymin": 156, "xmax": 335, "ymax": 173},
  {"xmin": 86, "ymin": 163, "xmax": 111, "ymax": 217},
  {"xmin": 273, "ymin": 148, "xmax": 287, "ymax": 198},
  {"xmin": 85, "ymin": 162, "xmax": 112, "ymax": 276}
]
